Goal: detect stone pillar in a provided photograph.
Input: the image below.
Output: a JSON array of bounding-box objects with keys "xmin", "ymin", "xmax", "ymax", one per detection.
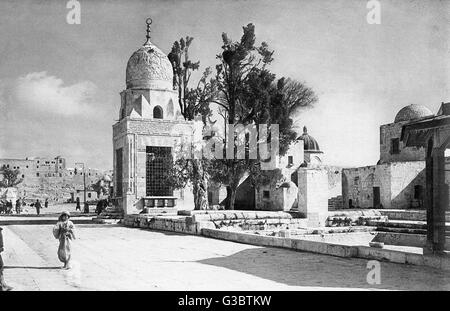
[
  {"xmin": 433, "ymin": 149, "xmax": 446, "ymax": 252},
  {"xmin": 425, "ymin": 146, "xmax": 447, "ymax": 253},
  {"xmin": 297, "ymin": 168, "xmax": 329, "ymax": 227},
  {"xmin": 123, "ymin": 134, "xmax": 140, "ymax": 215}
]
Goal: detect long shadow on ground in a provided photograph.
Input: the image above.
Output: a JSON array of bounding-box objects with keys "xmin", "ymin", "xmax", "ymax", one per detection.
[{"xmin": 197, "ymin": 246, "xmax": 450, "ymax": 290}]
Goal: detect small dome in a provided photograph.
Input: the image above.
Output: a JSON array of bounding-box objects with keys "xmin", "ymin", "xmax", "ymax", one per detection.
[
  {"xmin": 126, "ymin": 40, "xmax": 173, "ymax": 90},
  {"xmin": 297, "ymin": 126, "xmax": 320, "ymax": 151},
  {"xmin": 394, "ymin": 104, "xmax": 433, "ymax": 123}
]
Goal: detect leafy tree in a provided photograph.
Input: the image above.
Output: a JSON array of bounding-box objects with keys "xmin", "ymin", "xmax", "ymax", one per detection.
[
  {"xmin": 0, "ymin": 167, "xmax": 23, "ymax": 188},
  {"xmin": 166, "ymin": 37, "xmax": 217, "ymax": 210},
  {"xmin": 92, "ymin": 178, "xmax": 110, "ymax": 198},
  {"xmin": 208, "ymin": 24, "xmax": 317, "ymax": 210}
]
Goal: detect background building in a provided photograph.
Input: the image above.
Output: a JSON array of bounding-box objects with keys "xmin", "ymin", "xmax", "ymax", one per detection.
[
  {"xmin": 342, "ymin": 104, "xmax": 435, "ymax": 209},
  {"xmin": 0, "ymin": 156, "xmax": 109, "ymax": 203}
]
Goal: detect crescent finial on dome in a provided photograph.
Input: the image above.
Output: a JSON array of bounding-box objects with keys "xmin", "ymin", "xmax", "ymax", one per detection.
[
  {"xmin": 125, "ymin": 19, "xmax": 174, "ymax": 90},
  {"xmin": 144, "ymin": 18, "xmax": 153, "ymax": 45}
]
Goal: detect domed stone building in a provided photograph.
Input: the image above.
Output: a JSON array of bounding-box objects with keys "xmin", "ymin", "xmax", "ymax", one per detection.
[
  {"xmin": 342, "ymin": 104, "xmax": 434, "ymax": 210},
  {"xmin": 379, "ymin": 104, "xmax": 434, "ymax": 164},
  {"xmin": 394, "ymin": 104, "xmax": 434, "ymax": 123},
  {"xmin": 112, "ymin": 22, "xmax": 194, "ymax": 214},
  {"xmin": 297, "ymin": 126, "xmax": 324, "ymax": 166}
]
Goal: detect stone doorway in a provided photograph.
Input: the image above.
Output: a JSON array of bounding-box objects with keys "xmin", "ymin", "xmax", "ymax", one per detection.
[{"xmin": 373, "ymin": 187, "xmax": 381, "ymax": 208}]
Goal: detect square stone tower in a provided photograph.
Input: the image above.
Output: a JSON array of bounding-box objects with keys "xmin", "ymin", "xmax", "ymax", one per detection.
[{"xmin": 112, "ymin": 25, "xmax": 194, "ymax": 214}]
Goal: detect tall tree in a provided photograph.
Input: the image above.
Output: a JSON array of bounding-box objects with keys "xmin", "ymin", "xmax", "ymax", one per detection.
[
  {"xmin": 0, "ymin": 167, "xmax": 23, "ymax": 188},
  {"xmin": 209, "ymin": 24, "xmax": 317, "ymax": 210},
  {"xmin": 167, "ymin": 37, "xmax": 217, "ymax": 210}
]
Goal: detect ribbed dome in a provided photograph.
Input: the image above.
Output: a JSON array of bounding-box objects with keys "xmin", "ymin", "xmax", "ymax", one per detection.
[
  {"xmin": 394, "ymin": 104, "xmax": 433, "ymax": 123},
  {"xmin": 297, "ymin": 126, "xmax": 320, "ymax": 151},
  {"xmin": 125, "ymin": 40, "xmax": 173, "ymax": 90}
]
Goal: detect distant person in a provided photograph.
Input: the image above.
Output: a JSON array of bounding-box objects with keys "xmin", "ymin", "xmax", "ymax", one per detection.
[
  {"xmin": 44, "ymin": 198, "xmax": 49, "ymax": 209},
  {"xmin": 0, "ymin": 226, "xmax": 13, "ymax": 291},
  {"xmin": 15, "ymin": 199, "xmax": 21, "ymax": 215},
  {"xmin": 95, "ymin": 200, "xmax": 102, "ymax": 215},
  {"xmin": 52, "ymin": 211, "xmax": 76, "ymax": 270},
  {"xmin": 35, "ymin": 199, "xmax": 41, "ymax": 216},
  {"xmin": 83, "ymin": 202, "xmax": 89, "ymax": 214},
  {"xmin": 75, "ymin": 197, "xmax": 81, "ymax": 211},
  {"xmin": 6, "ymin": 201, "xmax": 13, "ymax": 215},
  {"xmin": 95, "ymin": 199, "xmax": 107, "ymax": 215}
]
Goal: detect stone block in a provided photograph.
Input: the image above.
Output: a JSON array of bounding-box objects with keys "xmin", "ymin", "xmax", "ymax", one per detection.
[
  {"xmin": 405, "ymin": 253, "xmax": 425, "ymax": 266},
  {"xmin": 234, "ymin": 212, "xmax": 245, "ymax": 219},
  {"xmin": 327, "ymin": 244, "xmax": 357, "ymax": 257},
  {"xmin": 196, "ymin": 221, "xmax": 215, "ymax": 234},
  {"xmin": 265, "ymin": 218, "xmax": 279, "ymax": 225},
  {"xmin": 423, "ymin": 255, "xmax": 441, "ymax": 270},
  {"xmin": 281, "ymin": 238, "xmax": 293, "ymax": 248},
  {"xmin": 236, "ymin": 233, "xmax": 258, "ymax": 245},
  {"xmin": 209, "ymin": 213, "xmax": 227, "ymax": 221},
  {"xmin": 278, "ymin": 230, "xmax": 290, "ymax": 238},
  {"xmin": 242, "ymin": 211, "xmax": 257, "ymax": 219}
]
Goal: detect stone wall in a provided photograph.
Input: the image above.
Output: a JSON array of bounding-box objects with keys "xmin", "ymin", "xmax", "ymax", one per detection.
[
  {"xmin": 0, "ymin": 157, "xmax": 107, "ymax": 202},
  {"xmin": 389, "ymin": 161, "xmax": 425, "ymax": 209},
  {"xmin": 342, "ymin": 164, "xmax": 391, "ymax": 209},
  {"xmin": 379, "ymin": 122, "xmax": 426, "ymax": 164},
  {"xmin": 328, "ymin": 195, "xmax": 343, "ymax": 210},
  {"xmin": 326, "ymin": 166, "xmax": 342, "ymax": 198},
  {"xmin": 122, "ymin": 210, "xmax": 308, "ymax": 235},
  {"xmin": 342, "ymin": 162, "xmax": 425, "ymax": 209},
  {"xmin": 255, "ymin": 140, "xmax": 304, "ymax": 211}
]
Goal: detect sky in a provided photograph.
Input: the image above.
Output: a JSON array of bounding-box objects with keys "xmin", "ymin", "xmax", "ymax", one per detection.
[{"xmin": 0, "ymin": 0, "xmax": 449, "ymax": 170}]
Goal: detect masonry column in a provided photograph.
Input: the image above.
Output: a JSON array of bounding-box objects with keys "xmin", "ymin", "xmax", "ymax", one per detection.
[
  {"xmin": 124, "ymin": 134, "xmax": 139, "ymax": 214},
  {"xmin": 297, "ymin": 168, "xmax": 329, "ymax": 227},
  {"xmin": 433, "ymin": 148, "xmax": 447, "ymax": 252}
]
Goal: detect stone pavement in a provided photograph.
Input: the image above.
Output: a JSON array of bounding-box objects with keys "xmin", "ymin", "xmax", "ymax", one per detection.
[{"xmin": 1, "ymin": 224, "xmax": 450, "ymax": 291}]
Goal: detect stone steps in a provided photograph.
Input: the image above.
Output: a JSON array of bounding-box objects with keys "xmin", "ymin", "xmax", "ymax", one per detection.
[
  {"xmin": 368, "ymin": 219, "xmax": 428, "ymax": 229},
  {"xmin": 326, "ymin": 210, "xmax": 387, "ymax": 227},
  {"xmin": 379, "ymin": 209, "xmax": 450, "ymax": 222},
  {"xmin": 375, "ymin": 226, "xmax": 428, "ymax": 235},
  {"xmin": 328, "ymin": 195, "xmax": 343, "ymax": 211},
  {"xmin": 372, "ymin": 219, "xmax": 450, "ymax": 237}
]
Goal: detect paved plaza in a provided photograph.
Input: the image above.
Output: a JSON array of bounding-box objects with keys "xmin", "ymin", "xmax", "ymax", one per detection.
[{"xmin": 2, "ymin": 221, "xmax": 450, "ymax": 291}]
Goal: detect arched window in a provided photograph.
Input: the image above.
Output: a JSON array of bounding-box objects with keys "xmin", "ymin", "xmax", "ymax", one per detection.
[{"xmin": 153, "ymin": 106, "xmax": 163, "ymax": 119}]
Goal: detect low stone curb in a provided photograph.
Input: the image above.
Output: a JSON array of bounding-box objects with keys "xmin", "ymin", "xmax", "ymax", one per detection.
[
  {"xmin": 122, "ymin": 212, "xmax": 307, "ymax": 234},
  {"xmin": 201, "ymin": 228, "xmax": 450, "ymax": 272}
]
